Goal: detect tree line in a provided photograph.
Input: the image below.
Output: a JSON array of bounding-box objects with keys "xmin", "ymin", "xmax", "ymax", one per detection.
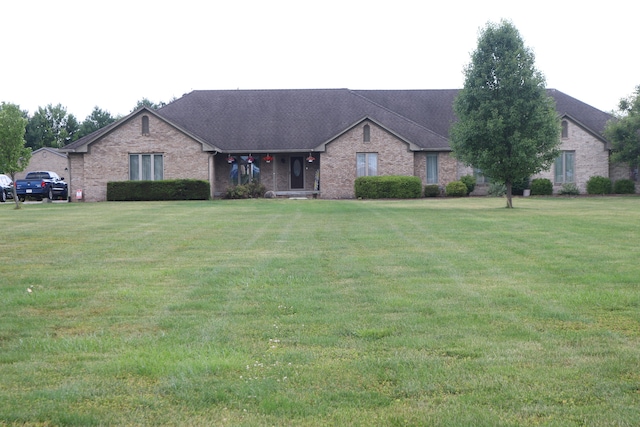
[{"xmin": 19, "ymin": 98, "xmax": 169, "ymax": 150}]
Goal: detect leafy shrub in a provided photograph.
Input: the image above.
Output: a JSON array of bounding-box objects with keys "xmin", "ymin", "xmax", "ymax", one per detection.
[
  {"xmin": 355, "ymin": 176, "xmax": 422, "ymax": 199},
  {"xmin": 614, "ymin": 179, "xmax": 636, "ymax": 194},
  {"xmin": 107, "ymin": 179, "xmax": 209, "ymax": 201},
  {"xmin": 445, "ymin": 180, "xmax": 468, "ymax": 197},
  {"xmin": 488, "ymin": 182, "xmax": 506, "ymax": 197},
  {"xmin": 530, "ymin": 178, "xmax": 553, "ymax": 196},
  {"xmin": 586, "ymin": 176, "xmax": 612, "ymax": 195},
  {"xmin": 460, "ymin": 175, "xmax": 476, "ymax": 195},
  {"xmin": 511, "ymin": 176, "xmax": 530, "ymax": 196},
  {"xmin": 558, "ymin": 183, "xmax": 580, "ymax": 195},
  {"xmin": 424, "ymin": 184, "xmax": 440, "ymax": 197},
  {"xmin": 225, "ymin": 180, "xmax": 266, "ymax": 199}
]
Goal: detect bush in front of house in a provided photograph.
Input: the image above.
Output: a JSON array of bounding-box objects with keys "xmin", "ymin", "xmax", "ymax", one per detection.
[
  {"xmin": 225, "ymin": 180, "xmax": 266, "ymax": 199},
  {"xmin": 107, "ymin": 179, "xmax": 210, "ymax": 201},
  {"xmin": 530, "ymin": 178, "xmax": 553, "ymax": 196},
  {"xmin": 558, "ymin": 183, "xmax": 580, "ymax": 195},
  {"xmin": 586, "ymin": 176, "xmax": 612, "ymax": 195},
  {"xmin": 488, "ymin": 182, "xmax": 506, "ymax": 197},
  {"xmin": 460, "ymin": 175, "xmax": 476, "ymax": 195},
  {"xmin": 613, "ymin": 179, "xmax": 636, "ymax": 194},
  {"xmin": 424, "ymin": 184, "xmax": 440, "ymax": 197},
  {"xmin": 445, "ymin": 180, "xmax": 468, "ymax": 197},
  {"xmin": 355, "ymin": 176, "xmax": 422, "ymax": 199},
  {"xmin": 511, "ymin": 176, "xmax": 530, "ymax": 196}
]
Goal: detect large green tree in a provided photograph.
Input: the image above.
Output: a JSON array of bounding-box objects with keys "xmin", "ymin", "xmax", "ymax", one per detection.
[
  {"xmin": 450, "ymin": 20, "xmax": 561, "ymax": 208},
  {"xmin": 76, "ymin": 106, "xmax": 118, "ymax": 140},
  {"xmin": 0, "ymin": 103, "xmax": 31, "ymax": 208},
  {"xmin": 25, "ymin": 104, "xmax": 79, "ymax": 149},
  {"xmin": 604, "ymin": 85, "xmax": 640, "ymax": 170}
]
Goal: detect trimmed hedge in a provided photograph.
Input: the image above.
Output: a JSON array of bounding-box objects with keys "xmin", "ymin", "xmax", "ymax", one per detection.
[
  {"xmin": 355, "ymin": 176, "xmax": 422, "ymax": 199},
  {"xmin": 225, "ymin": 181, "xmax": 266, "ymax": 199},
  {"xmin": 586, "ymin": 176, "xmax": 612, "ymax": 195},
  {"xmin": 614, "ymin": 179, "xmax": 636, "ymax": 194},
  {"xmin": 445, "ymin": 180, "xmax": 468, "ymax": 197},
  {"xmin": 424, "ymin": 184, "xmax": 440, "ymax": 197},
  {"xmin": 530, "ymin": 178, "xmax": 553, "ymax": 196},
  {"xmin": 107, "ymin": 179, "xmax": 210, "ymax": 201}
]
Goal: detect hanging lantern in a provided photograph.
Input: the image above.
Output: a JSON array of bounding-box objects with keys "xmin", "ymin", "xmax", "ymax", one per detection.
[
  {"xmin": 263, "ymin": 154, "xmax": 273, "ymax": 163},
  {"xmin": 227, "ymin": 155, "xmax": 235, "ymax": 163},
  {"xmin": 306, "ymin": 154, "xmax": 316, "ymax": 163},
  {"xmin": 247, "ymin": 155, "xmax": 254, "ymax": 164}
]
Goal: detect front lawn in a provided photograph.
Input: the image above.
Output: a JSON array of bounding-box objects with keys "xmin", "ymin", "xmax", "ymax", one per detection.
[{"xmin": 1, "ymin": 198, "xmax": 638, "ymax": 426}]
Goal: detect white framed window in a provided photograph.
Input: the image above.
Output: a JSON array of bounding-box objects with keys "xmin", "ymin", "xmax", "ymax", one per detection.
[
  {"xmin": 554, "ymin": 151, "xmax": 575, "ymax": 183},
  {"xmin": 130, "ymin": 154, "xmax": 163, "ymax": 180},
  {"xmin": 357, "ymin": 153, "xmax": 378, "ymax": 177},
  {"xmin": 426, "ymin": 154, "xmax": 438, "ymax": 184}
]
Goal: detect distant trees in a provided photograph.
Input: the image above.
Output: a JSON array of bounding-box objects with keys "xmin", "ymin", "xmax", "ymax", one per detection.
[
  {"xmin": 3, "ymin": 96, "xmax": 170, "ymax": 149},
  {"xmin": 75, "ymin": 107, "xmax": 118, "ymax": 140},
  {"xmin": 25, "ymin": 104, "xmax": 79, "ymax": 149},
  {"xmin": 605, "ymin": 85, "xmax": 640, "ymax": 169}
]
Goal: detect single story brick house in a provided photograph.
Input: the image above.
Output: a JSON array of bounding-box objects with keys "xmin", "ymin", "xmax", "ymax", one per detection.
[{"xmin": 61, "ymin": 88, "xmax": 625, "ymax": 202}]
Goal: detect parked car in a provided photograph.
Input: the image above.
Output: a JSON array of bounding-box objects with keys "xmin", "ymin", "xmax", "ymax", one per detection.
[
  {"xmin": 0, "ymin": 174, "xmax": 13, "ymax": 203},
  {"xmin": 14, "ymin": 171, "xmax": 68, "ymax": 201}
]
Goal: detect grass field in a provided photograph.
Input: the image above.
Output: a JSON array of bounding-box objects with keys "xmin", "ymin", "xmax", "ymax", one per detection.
[{"xmin": 1, "ymin": 197, "xmax": 639, "ymax": 426}]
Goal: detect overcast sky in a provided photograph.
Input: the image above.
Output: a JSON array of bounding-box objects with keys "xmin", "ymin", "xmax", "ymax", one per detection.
[{"xmin": 2, "ymin": 0, "xmax": 637, "ymax": 120}]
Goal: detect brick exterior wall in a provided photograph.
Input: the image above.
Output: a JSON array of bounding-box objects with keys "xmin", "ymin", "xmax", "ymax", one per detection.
[
  {"xmin": 457, "ymin": 119, "xmax": 613, "ymax": 195},
  {"xmin": 320, "ymin": 121, "xmax": 416, "ymax": 199},
  {"xmin": 70, "ymin": 113, "xmax": 211, "ymax": 202},
  {"xmin": 534, "ymin": 119, "xmax": 609, "ymax": 193},
  {"xmin": 15, "ymin": 149, "xmax": 68, "ymax": 181}
]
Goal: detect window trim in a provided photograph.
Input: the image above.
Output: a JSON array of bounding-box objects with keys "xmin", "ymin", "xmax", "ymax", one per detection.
[
  {"xmin": 357, "ymin": 152, "xmax": 378, "ymax": 177},
  {"xmin": 554, "ymin": 150, "xmax": 575, "ymax": 184},
  {"xmin": 129, "ymin": 153, "xmax": 163, "ymax": 181},
  {"xmin": 426, "ymin": 153, "xmax": 438, "ymax": 184}
]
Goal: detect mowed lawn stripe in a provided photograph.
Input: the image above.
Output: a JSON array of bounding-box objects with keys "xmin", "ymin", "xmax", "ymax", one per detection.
[{"xmin": 0, "ymin": 198, "xmax": 638, "ymax": 426}]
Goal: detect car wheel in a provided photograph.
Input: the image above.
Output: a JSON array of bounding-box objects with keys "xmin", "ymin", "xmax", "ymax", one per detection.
[
  {"xmin": 19, "ymin": 196, "xmax": 25, "ymax": 202},
  {"xmin": 1, "ymin": 190, "xmax": 5, "ymax": 203},
  {"xmin": 48, "ymin": 187, "xmax": 54, "ymax": 200}
]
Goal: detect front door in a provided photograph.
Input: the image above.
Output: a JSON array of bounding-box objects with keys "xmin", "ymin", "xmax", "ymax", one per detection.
[{"xmin": 290, "ymin": 156, "xmax": 304, "ymax": 189}]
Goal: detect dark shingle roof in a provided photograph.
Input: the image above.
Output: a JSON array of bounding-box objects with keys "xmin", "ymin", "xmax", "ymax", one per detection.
[
  {"xmin": 64, "ymin": 88, "xmax": 613, "ymax": 153},
  {"xmin": 156, "ymin": 89, "xmax": 451, "ymax": 152}
]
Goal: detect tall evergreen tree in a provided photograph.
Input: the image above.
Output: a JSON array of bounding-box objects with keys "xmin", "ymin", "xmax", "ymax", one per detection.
[{"xmin": 450, "ymin": 20, "xmax": 560, "ymax": 208}]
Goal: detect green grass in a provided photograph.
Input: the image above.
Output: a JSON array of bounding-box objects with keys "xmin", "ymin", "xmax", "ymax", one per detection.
[{"xmin": 1, "ymin": 197, "xmax": 639, "ymax": 426}]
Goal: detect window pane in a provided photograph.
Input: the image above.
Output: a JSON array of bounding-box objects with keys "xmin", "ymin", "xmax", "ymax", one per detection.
[
  {"xmin": 427, "ymin": 154, "xmax": 438, "ymax": 184},
  {"xmin": 229, "ymin": 163, "xmax": 238, "ymax": 184},
  {"xmin": 357, "ymin": 153, "xmax": 366, "ymax": 177},
  {"xmin": 142, "ymin": 155, "xmax": 152, "ymax": 180},
  {"xmin": 252, "ymin": 160, "xmax": 261, "ymax": 182},
  {"xmin": 154, "ymin": 155, "xmax": 163, "ymax": 180},
  {"xmin": 565, "ymin": 152, "xmax": 574, "ymax": 182},
  {"xmin": 130, "ymin": 155, "xmax": 139, "ymax": 180},
  {"xmin": 368, "ymin": 153, "xmax": 378, "ymax": 176},
  {"xmin": 554, "ymin": 156, "xmax": 563, "ymax": 183}
]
